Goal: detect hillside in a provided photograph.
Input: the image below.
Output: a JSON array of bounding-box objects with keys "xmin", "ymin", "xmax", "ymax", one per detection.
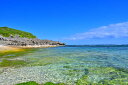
[
  {"xmin": 0, "ymin": 27, "xmax": 36, "ymax": 38},
  {"xmin": 0, "ymin": 27, "xmax": 65, "ymax": 46}
]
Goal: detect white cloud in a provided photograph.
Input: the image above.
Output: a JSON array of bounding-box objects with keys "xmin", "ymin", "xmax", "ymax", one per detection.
[{"xmin": 66, "ymin": 22, "xmax": 128, "ymax": 40}]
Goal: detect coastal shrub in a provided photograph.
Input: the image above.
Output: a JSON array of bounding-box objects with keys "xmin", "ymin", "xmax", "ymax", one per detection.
[
  {"xmin": 0, "ymin": 59, "xmax": 27, "ymax": 67},
  {"xmin": 0, "ymin": 27, "xmax": 36, "ymax": 38}
]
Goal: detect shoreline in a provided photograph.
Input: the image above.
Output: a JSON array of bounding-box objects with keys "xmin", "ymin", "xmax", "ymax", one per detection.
[
  {"xmin": 15, "ymin": 45, "xmax": 61, "ymax": 48},
  {"xmin": 0, "ymin": 45, "xmax": 63, "ymax": 52},
  {"xmin": 0, "ymin": 45, "xmax": 23, "ymax": 52}
]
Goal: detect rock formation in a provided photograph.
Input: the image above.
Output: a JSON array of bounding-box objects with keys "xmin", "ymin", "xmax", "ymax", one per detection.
[{"xmin": 0, "ymin": 35, "xmax": 65, "ymax": 47}]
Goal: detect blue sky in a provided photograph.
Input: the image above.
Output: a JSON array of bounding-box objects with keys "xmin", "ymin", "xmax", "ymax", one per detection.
[{"xmin": 0, "ymin": 0, "xmax": 128, "ymax": 45}]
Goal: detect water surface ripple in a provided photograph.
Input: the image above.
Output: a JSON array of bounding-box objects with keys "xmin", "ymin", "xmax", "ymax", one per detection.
[{"xmin": 0, "ymin": 46, "xmax": 128, "ymax": 85}]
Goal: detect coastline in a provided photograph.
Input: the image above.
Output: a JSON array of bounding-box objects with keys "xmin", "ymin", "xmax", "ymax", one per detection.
[
  {"xmin": 15, "ymin": 45, "xmax": 62, "ymax": 48},
  {"xmin": 0, "ymin": 45, "xmax": 23, "ymax": 52},
  {"xmin": 0, "ymin": 45, "xmax": 63, "ymax": 52}
]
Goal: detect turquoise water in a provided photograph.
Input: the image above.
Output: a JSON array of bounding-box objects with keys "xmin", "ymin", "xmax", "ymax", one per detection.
[{"xmin": 0, "ymin": 46, "xmax": 128, "ymax": 85}]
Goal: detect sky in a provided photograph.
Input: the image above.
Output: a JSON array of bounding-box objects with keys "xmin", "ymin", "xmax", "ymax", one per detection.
[{"xmin": 0, "ymin": 0, "xmax": 128, "ymax": 45}]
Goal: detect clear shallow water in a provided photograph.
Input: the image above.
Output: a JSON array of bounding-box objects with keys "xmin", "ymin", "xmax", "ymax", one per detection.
[{"xmin": 0, "ymin": 46, "xmax": 128, "ymax": 85}]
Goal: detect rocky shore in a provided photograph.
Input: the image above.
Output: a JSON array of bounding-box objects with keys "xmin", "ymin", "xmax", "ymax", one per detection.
[{"xmin": 0, "ymin": 35, "xmax": 65, "ymax": 49}]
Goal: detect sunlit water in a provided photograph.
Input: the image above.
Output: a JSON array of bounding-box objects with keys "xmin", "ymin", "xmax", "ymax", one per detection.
[{"xmin": 0, "ymin": 46, "xmax": 128, "ymax": 85}]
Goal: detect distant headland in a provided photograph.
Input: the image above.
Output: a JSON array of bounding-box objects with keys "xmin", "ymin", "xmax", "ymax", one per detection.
[{"xmin": 0, "ymin": 27, "xmax": 65, "ymax": 50}]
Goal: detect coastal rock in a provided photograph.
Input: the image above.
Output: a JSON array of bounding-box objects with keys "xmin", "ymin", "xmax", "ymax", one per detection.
[{"xmin": 0, "ymin": 35, "xmax": 65, "ymax": 47}]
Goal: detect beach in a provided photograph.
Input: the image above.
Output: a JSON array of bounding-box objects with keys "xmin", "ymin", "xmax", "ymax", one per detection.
[
  {"xmin": 0, "ymin": 45, "xmax": 23, "ymax": 52},
  {"xmin": 0, "ymin": 45, "xmax": 61, "ymax": 52}
]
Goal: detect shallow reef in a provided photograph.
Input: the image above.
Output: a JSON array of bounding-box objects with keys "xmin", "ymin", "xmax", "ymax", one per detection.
[
  {"xmin": 0, "ymin": 59, "xmax": 27, "ymax": 67},
  {"xmin": 15, "ymin": 67, "xmax": 128, "ymax": 85},
  {"xmin": 0, "ymin": 48, "xmax": 38, "ymax": 68},
  {"xmin": 76, "ymin": 67, "xmax": 128, "ymax": 85},
  {"xmin": 0, "ymin": 48, "xmax": 37, "ymax": 58},
  {"xmin": 28, "ymin": 56, "xmax": 69, "ymax": 66},
  {"xmin": 0, "ymin": 46, "xmax": 128, "ymax": 85}
]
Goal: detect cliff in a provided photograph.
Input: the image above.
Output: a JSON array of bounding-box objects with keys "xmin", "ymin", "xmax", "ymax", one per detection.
[{"xmin": 0, "ymin": 27, "xmax": 65, "ymax": 47}]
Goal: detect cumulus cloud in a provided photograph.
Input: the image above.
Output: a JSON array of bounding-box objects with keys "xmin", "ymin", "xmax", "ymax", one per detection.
[{"xmin": 66, "ymin": 22, "xmax": 128, "ymax": 40}]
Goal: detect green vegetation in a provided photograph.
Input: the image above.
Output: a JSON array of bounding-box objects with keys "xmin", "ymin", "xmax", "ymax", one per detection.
[
  {"xmin": 0, "ymin": 59, "xmax": 27, "ymax": 67},
  {"xmin": 0, "ymin": 48, "xmax": 37, "ymax": 68},
  {"xmin": 0, "ymin": 27, "xmax": 36, "ymax": 38},
  {"xmin": 16, "ymin": 81, "xmax": 39, "ymax": 85},
  {"xmin": 43, "ymin": 82, "xmax": 65, "ymax": 85},
  {"xmin": 63, "ymin": 66, "xmax": 71, "ymax": 69},
  {"xmin": 0, "ymin": 48, "xmax": 36, "ymax": 58},
  {"xmin": 16, "ymin": 81, "xmax": 66, "ymax": 85},
  {"xmin": 0, "ymin": 51, "xmax": 24, "ymax": 58}
]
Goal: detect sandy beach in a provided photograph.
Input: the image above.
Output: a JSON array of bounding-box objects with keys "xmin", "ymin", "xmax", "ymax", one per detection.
[
  {"xmin": 0, "ymin": 45, "xmax": 60, "ymax": 52},
  {"xmin": 0, "ymin": 45, "xmax": 23, "ymax": 52}
]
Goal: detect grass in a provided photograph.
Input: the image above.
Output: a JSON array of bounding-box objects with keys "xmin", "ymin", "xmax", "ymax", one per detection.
[{"xmin": 0, "ymin": 27, "xmax": 36, "ymax": 38}]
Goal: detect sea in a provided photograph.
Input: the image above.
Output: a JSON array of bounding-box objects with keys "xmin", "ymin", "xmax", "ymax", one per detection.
[{"xmin": 0, "ymin": 45, "xmax": 128, "ymax": 85}]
